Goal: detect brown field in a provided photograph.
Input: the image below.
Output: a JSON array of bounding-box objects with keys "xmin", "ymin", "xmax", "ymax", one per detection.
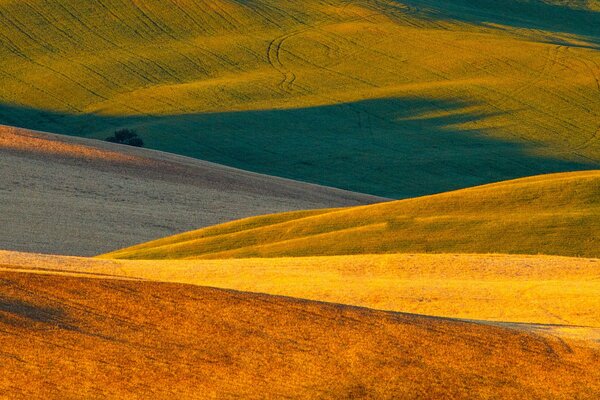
[
  {"xmin": 1, "ymin": 269, "xmax": 599, "ymax": 399},
  {"xmin": 0, "ymin": 126, "xmax": 381, "ymax": 255}
]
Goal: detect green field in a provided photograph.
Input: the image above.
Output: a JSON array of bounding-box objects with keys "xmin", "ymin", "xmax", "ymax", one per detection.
[
  {"xmin": 1, "ymin": 0, "xmax": 599, "ymax": 197},
  {"xmin": 102, "ymin": 171, "xmax": 600, "ymax": 259}
]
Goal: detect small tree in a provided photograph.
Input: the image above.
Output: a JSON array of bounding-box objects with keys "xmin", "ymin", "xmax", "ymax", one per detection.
[{"xmin": 105, "ymin": 129, "xmax": 144, "ymax": 147}]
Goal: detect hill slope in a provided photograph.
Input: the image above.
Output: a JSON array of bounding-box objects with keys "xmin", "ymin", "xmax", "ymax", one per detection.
[
  {"xmin": 0, "ymin": 0, "xmax": 598, "ymax": 197},
  {"xmin": 5, "ymin": 251, "xmax": 600, "ymax": 336},
  {"xmin": 0, "ymin": 125, "xmax": 381, "ymax": 255},
  {"xmin": 1, "ymin": 269, "xmax": 599, "ymax": 398},
  {"xmin": 102, "ymin": 171, "xmax": 600, "ymax": 259}
]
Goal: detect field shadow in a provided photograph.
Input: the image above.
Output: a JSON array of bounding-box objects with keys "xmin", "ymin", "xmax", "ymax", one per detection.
[
  {"xmin": 0, "ymin": 297, "xmax": 75, "ymax": 330},
  {"xmin": 390, "ymin": 0, "xmax": 600, "ymax": 47},
  {"xmin": 0, "ymin": 98, "xmax": 595, "ymax": 198}
]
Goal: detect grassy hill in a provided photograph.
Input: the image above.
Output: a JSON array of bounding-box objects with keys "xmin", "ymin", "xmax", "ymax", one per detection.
[
  {"xmin": 0, "ymin": 0, "xmax": 598, "ymax": 197},
  {"xmin": 1, "ymin": 268, "xmax": 599, "ymax": 398},
  {"xmin": 0, "ymin": 125, "xmax": 379, "ymax": 256},
  {"xmin": 102, "ymin": 170, "xmax": 600, "ymax": 259}
]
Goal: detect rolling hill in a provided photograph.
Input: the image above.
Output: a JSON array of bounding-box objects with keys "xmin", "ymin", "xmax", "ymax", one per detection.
[
  {"xmin": 4, "ymin": 250, "xmax": 599, "ymax": 340},
  {"xmin": 102, "ymin": 170, "xmax": 600, "ymax": 259},
  {"xmin": 1, "ymin": 1, "xmax": 599, "ymax": 398},
  {"xmin": 0, "ymin": 125, "xmax": 380, "ymax": 255},
  {"xmin": 0, "ymin": 0, "xmax": 598, "ymax": 197},
  {"xmin": 1, "ymin": 267, "xmax": 599, "ymax": 398}
]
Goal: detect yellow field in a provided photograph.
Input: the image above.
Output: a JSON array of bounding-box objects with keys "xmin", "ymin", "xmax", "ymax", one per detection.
[
  {"xmin": 0, "ymin": 0, "xmax": 598, "ymax": 196},
  {"xmin": 102, "ymin": 170, "xmax": 600, "ymax": 259},
  {"xmin": 4, "ymin": 250, "xmax": 599, "ymax": 343}
]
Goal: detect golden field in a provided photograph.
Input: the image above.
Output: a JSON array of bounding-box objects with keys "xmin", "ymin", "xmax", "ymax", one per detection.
[
  {"xmin": 3, "ymin": 250, "xmax": 599, "ymax": 341},
  {"xmin": 1, "ymin": 268, "xmax": 600, "ymax": 399},
  {"xmin": 0, "ymin": 0, "xmax": 598, "ymax": 196},
  {"xmin": 1, "ymin": 0, "xmax": 599, "ymax": 397},
  {"xmin": 2, "ymin": 130, "xmax": 598, "ymax": 397},
  {"xmin": 1, "ymin": 168, "xmax": 599, "ymax": 397},
  {"xmin": 103, "ymin": 170, "xmax": 600, "ymax": 259}
]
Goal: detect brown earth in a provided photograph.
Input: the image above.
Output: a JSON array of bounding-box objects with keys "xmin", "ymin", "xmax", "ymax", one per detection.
[{"xmin": 1, "ymin": 270, "xmax": 599, "ymax": 399}]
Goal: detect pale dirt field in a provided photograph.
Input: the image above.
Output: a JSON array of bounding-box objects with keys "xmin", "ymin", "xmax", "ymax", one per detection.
[{"xmin": 0, "ymin": 126, "xmax": 383, "ymax": 255}]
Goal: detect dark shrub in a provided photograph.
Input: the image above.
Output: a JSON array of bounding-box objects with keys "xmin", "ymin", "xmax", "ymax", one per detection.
[
  {"xmin": 126, "ymin": 137, "xmax": 144, "ymax": 147},
  {"xmin": 105, "ymin": 129, "xmax": 144, "ymax": 147}
]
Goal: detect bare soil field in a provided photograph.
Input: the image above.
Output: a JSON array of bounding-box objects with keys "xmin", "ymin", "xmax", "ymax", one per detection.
[{"xmin": 0, "ymin": 126, "xmax": 381, "ymax": 255}]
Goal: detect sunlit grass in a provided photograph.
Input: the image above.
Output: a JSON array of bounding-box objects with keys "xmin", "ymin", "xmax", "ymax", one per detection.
[
  {"xmin": 0, "ymin": 0, "xmax": 598, "ymax": 196},
  {"xmin": 102, "ymin": 171, "xmax": 600, "ymax": 259},
  {"xmin": 4, "ymin": 251, "xmax": 600, "ymax": 336}
]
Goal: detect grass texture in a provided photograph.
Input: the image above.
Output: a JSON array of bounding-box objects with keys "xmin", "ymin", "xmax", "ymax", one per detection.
[
  {"xmin": 0, "ymin": 0, "xmax": 598, "ymax": 196},
  {"xmin": 102, "ymin": 171, "xmax": 600, "ymax": 259}
]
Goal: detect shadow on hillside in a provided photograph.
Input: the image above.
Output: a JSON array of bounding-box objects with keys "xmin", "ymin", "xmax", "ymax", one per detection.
[
  {"xmin": 0, "ymin": 98, "xmax": 595, "ymax": 198},
  {"xmin": 0, "ymin": 297, "xmax": 74, "ymax": 330},
  {"xmin": 390, "ymin": 0, "xmax": 600, "ymax": 47}
]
